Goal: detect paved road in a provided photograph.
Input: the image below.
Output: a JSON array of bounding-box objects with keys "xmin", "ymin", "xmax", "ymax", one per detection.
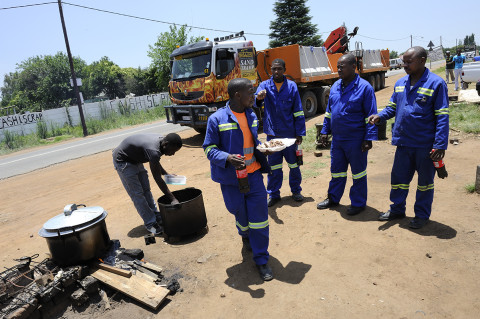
[
  {"xmin": 386, "ymin": 59, "xmax": 445, "ymax": 77},
  {"xmin": 0, "ymin": 120, "xmax": 189, "ymax": 180}
]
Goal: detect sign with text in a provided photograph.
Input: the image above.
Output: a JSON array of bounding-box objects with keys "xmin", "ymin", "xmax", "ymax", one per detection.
[
  {"xmin": 0, "ymin": 112, "xmax": 43, "ymax": 129},
  {"xmin": 237, "ymin": 47, "xmax": 257, "ymax": 84}
]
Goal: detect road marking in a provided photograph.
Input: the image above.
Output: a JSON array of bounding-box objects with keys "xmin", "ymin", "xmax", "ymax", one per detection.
[{"xmin": 0, "ymin": 123, "xmax": 170, "ymax": 166}]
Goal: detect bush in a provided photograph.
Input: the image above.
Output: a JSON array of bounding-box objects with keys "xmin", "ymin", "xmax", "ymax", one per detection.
[
  {"xmin": 465, "ymin": 183, "xmax": 476, "ymax": 193},
  {"xmin": 36, "ymin": 120, "xmax": 48, "ymax": 139}
]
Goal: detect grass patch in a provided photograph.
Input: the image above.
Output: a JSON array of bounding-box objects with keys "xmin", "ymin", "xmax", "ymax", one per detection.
[
  {"xmin": 0, "ymin": 105, "xmax": 167, "ymax": 155},
  {"xmin": 432, "ymin": 66, "xmax": 446, "ymax": 76},
  {"xmin": 464, "ymin": 183, "xmax": 476, "ymax": 193},
  {"xmin": 303, "ymin": 126, "xmax": 318, "ymax": 152},
  {"xmin": 450, "ymin": 103, "xmax": 480, "ymax": 133}
]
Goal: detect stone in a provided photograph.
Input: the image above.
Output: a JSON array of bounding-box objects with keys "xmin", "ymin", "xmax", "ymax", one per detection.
[
  {"xmin": 79, "ymin": 276, "xmax": 99, "ymax": 294},
  {"xmin": 70, "ymin": 288, "xmax": 89, "ymax": 307}
]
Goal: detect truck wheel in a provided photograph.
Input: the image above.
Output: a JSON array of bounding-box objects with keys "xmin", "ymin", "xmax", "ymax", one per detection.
[
  {"xmin": 380, "ymin": 72, "xmax": 386, "ymax": 89},
  {"xmin": 194, "ymin": 127, "xmax": 206, "ymax": 135},
  {"xmin": 375, "ymin": 73, "xmax": 381, "ymax": 91},
  {"xmin": 317, "ymin": 86, "xmax": 330, "ymax": 114},
  {"xmin": 301, "ymin": 90, "xmax": 317, "ymax": 118},
  {"xmin": 368, "ymin": 75, "xmax": 375, "ymax": 90}
]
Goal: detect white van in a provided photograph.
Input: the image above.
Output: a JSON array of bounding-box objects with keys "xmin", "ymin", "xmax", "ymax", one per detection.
[{"xmin": 389, "ymin": 58, "xmax": 403, "ymax": 70}]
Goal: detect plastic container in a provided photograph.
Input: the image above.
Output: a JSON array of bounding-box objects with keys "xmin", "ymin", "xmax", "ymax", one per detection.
[{"xmin": 164, "ymin": 175, "xmax": 187, "ymax": 185}]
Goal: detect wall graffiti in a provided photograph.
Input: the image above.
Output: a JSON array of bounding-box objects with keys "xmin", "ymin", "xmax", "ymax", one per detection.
[{"xmin": 0, "ymin": 112, "xmax": 43, "ymax": 129}]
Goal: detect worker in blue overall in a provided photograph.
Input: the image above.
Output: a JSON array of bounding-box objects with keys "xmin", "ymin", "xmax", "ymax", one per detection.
[
  {"xmin": 256, "ymin": 58, "xmax": 306, "ymax": 207},
  {"xmin": 317, "ymin": 54, "xmax": 378, "ymax": 215},
  {"xmin": 203, "ymin": 78, "xmax": 273, "ymax": 281},
  {"xmin": 369, "ymin": 46, "xmax": 449, "ymax": 229}
]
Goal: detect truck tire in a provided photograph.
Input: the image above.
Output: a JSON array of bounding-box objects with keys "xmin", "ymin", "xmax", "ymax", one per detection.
[
  {"xmin": 368, "ymin": 75, "xmax": 375, "ymax": 90},
  {"xmin": 375, "ymin": 73, "xmax": 381, "ymax": 91},
  {"xmin": 380, "ymin": 72, "xmax": 386, "ymax": 89},
  {"xmin": 194, "ymin": 127, "xmax": 206, "ymax": 135},
  {"xmin": 317, "ymin": 86, "xmax": 330, "ymax": 114},
  {"xmin": 301, "ymin": 90, "xmax": 317, "ymax": 118}
]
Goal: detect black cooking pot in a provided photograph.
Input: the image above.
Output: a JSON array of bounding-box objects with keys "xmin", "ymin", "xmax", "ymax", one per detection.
[
  {"xmin": 38, "ymin": 204, "xmax": 110, "ymax": 266},
  {"xmin": 158, "ymin": 188, "xmax": 207, "ymax": 237}
]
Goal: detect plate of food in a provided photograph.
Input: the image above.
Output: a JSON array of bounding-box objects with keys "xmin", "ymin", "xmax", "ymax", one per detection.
[{"xmin": 257, "ymin": 138, "xmax": 297, "ymax": 152}]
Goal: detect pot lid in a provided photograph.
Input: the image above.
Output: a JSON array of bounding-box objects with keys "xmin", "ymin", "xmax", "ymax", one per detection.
[{"xmin": 41, "ymin": 204, "xmax": 107, "ymax": 233}]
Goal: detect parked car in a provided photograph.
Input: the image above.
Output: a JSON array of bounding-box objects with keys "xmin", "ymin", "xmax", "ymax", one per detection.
[
  {"xmin": 389, "ymin": 58, "xmax": 403, "ymax": 70},
  {"xmin": 461, "ymin": 61, "xmax": 480, "ymax": 89}
]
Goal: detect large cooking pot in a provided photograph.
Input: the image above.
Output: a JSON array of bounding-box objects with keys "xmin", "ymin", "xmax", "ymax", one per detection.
[
  {"xmin": 158, "ymin": 188, "xmax": 207, "ymax": 238},
  {"xmin": 38, "ymin": 204, "xmax": 110, "ymax": 266}
]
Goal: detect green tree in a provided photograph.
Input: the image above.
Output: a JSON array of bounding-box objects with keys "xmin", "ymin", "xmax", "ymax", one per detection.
[
  {"xmin": 390, "ymin": 50, "xmax": 399, "ymax": 59},
  {"xmin": 123, "ymin": 67, "xmax": 159, "ymax": 96},
  {"xmin": 0, "ymin": 52, "xmax": 87, "ymax": 112},
  {"xmin": 148, "ymin": 25, "xmax": 204, "ymax": 91},
  {"xmin": 83, "ymin": 57, "xmax": 125, "ymax": 100},
  {"xmin": 269, "ymin": 0, "xmax": 323, "ymax": 48}
]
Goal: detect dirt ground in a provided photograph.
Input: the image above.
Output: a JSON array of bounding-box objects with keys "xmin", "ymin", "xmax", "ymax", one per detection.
[{"xmin": 1, "ymin": 70, "xmax": 480, "ymax": 318}]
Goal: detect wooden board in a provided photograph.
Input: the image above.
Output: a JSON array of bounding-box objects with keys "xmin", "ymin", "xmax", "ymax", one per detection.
[
  {"xmin": 140, "ymin": 261, "xmax": 163, "ymax": 273},
  {"xmin": 91, "ymin": 268, "xmax": 169, "ymax": 309},
  {"xmin": 96, "ymin": 263, "xmax": 132, "ymax": 278}
]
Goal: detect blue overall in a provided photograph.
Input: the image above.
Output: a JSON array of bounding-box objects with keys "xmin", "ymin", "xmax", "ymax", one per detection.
[
  {"xmin": 321, "ymin": 74, "xmax": 378, "ymax": 207},
  {"xmin": 203, "ymin": 103, "xmax": 271, "ymax": 265},
  {"xmin": 378, "ymin": 68, "xmax": 449, "ymax": 219},
  {"xmin": 255, "ymin": 76, "xmax": 306, "ymax": 198}
]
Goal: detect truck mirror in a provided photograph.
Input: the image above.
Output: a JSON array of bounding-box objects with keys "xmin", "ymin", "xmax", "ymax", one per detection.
[{"xmin": 217, "ymin": 49, "xmax": 227, "ymax": 59}]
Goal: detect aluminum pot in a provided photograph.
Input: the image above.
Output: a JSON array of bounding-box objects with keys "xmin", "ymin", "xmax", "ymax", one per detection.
[{"xmin": 38, "ymin": 204, "xmax": 110, "ymax": 266}]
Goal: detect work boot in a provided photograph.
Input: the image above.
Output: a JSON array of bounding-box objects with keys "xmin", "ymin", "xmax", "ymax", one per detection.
[
  {"xmin": 268, "ymin": 197, "xmax": 281, "ymax": 207},
  {"xmin": 316, "ymin": 195, "xmax": 339, "ymax": 210},
  {"xmin": 292, "ymin": 193, "xmax": 304, "ymax": 202},
  {"xmin": 347, "ymin": 206, "xmax": 365, "ymax": 216},
  {"xmin": 256, "ymin": 264, "xmax": 273, "ymax": 281},
  {"xmin": 378, "ymin": 210, "xmax": 406, "ymax": 221},
  {"xmin": 409, "ymin": 217, "xmax": 429, "ymax": 229}
]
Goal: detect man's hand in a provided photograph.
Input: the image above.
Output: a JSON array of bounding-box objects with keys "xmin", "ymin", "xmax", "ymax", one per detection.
[
  {"xmin": 256, "ymin": 89, "xmax": 267, "ymax": 101},
  {"xmin": 227, "ymin": 154, "xmax": 245, "ymax": 169},
  {"xmin": 296, "ymin": 136, "xmax": 303, "ymax": 145},
  {"xmin": 361, "ymin": 140, "xmax": 373, "ymax": 152},
  {"xmin": 430, "ymin": 149, "xmax": 445, "ymax": 161},
  {"xmin": 320, "ymin": 134, "xmax": 329, "ymax": 147},
  {"xmin": 368, "ymin": 114, "xmax": 380, "ymax": 125}
]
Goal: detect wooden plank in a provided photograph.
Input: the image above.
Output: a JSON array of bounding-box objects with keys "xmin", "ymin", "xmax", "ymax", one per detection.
[
  {"xmin": 95, "ymin": 263, "xmax": 132, "ymax": 278},
  {"xmin": 91, "ymin": 269, "xmax": 169, "ymax": 309},
  {"xmin": 137, "ymin": 261, "xmax": 163, "ymax": 274}
]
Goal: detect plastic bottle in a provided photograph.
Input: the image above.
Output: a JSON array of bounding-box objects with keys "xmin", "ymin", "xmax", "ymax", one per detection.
[
  {"xmin": 296, "ymin": 145, "xmax": 303, "ymax": 166},
  {"xmin": 432, "ymin": 150, "xmax": 448, "ymax": 179},
  {"xmin": 236, "ymin": 155, "xmax": 250, "ymax": 193}
]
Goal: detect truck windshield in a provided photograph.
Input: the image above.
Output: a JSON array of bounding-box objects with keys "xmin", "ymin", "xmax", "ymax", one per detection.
[{"xmin": 171, "ymin": 50, "xmax": 212, "ymax": 80}]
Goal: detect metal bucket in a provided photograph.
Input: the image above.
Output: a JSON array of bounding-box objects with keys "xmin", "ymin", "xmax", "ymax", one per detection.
[{"xmin": 158, "ymin": 188, "xmax": 207, "ymax": 237}]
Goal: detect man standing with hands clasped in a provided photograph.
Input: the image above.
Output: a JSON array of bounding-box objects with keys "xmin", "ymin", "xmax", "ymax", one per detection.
[
  {"xmin": 316, "ymin": 53, "xmax": 378, "ymax": 215},
  {"xmin": 256, "ymin": 58, "xmax": 306, "ymax": 207},
  {"xmin": 369, "ymin": 46, "xmax": 449, "ymax": 229}
]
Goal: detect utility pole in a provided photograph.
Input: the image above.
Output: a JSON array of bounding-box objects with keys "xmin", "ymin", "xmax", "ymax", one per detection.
[
  {"xmin": 57, "ymin": 0, "xmax": 88, "ymax": 137},
  {"xmin": 410, "ymin": 35, "xmax": 412, "ymax": 48},
  {"xmin": 440, "ymin": 36, "xmax": 442, "ymax": 46}
]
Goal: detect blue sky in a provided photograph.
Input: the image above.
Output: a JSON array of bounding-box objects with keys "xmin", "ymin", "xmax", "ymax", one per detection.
[{"xmin": 0, "ymin": 0, "xmax": 478, "ymax": 95}]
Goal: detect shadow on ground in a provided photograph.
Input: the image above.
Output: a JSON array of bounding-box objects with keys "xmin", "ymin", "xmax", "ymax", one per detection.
[
  {"xmin": 268, "ymin": 196, "xmax": 315, "ymax": 224},
  {"xmin": 378, "ymin": 218, "xmax": 457, "ymax": 239},
  {"xmin": 224, "ymin": 250, "xmax": 312, "ymax": 298}
]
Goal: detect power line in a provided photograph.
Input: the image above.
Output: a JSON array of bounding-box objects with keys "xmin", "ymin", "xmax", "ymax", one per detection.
[
  {"xmin": 357, "ymin": 34, "xmax": 410, "ymax": 42},
  {"xmin": 0, "ymin": 1, "xmax": 56, "ymax": 10},
  {"xmin": 62, "ymin": 2, "xmax": 270, "ymax": 36}
]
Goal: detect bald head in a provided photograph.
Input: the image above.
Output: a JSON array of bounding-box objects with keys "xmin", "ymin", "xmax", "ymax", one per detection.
[
  {"xmin": 228, "ymin": 78, "xmax": 252, "ymax": 99},
  {"xmin": 406, "ymin": 46, "xmax": 427, "ymax": 60},
  {"xmin": 339, "ymin": 53, "xmax": 357, "ymax": 66}
]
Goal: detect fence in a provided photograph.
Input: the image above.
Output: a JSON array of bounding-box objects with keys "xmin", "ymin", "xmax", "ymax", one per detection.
[{"xmin": 0, "ymin": 92, "xmax": 170, "ymax": 141}]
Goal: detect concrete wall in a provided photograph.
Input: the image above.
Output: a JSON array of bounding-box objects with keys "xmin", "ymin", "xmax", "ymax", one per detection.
[{"xmin": 0, "ymin": 92, "xmax": 169, "ymax": 141}]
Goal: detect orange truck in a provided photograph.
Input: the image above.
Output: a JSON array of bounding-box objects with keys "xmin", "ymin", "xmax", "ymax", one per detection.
[{"xmin": 165, "ymin": 27, "xmax": 389, "ymax": 133}]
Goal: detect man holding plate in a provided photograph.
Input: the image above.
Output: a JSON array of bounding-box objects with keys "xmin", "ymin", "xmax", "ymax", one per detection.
[{"xmin": 256, "ymin": 58, "xmax": 306, "ymax": 207}]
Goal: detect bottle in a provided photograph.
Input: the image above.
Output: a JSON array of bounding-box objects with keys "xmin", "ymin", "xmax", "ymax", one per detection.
[
  {"xmin": 296, "ymin": 145, "xmax": 303, "ymax": 166},
  {"xmin": 236, "ymin": 156, "xmax": 250, "ymax": 193},
  {"xmin": 432, "ymin": 150, "xmax": 448, "ymax": 179}
]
